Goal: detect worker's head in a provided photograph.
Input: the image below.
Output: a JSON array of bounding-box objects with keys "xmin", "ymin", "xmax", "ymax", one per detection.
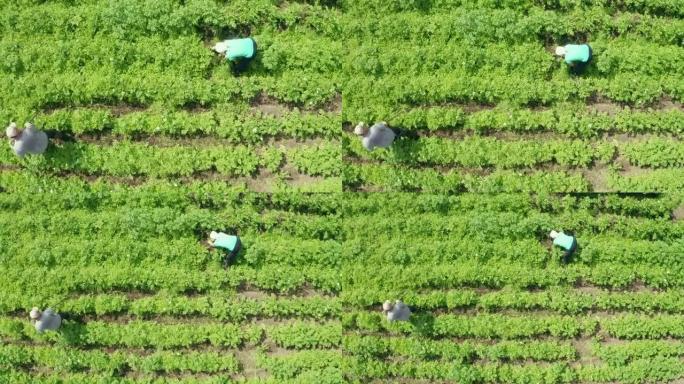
[
  {"xmin": 5, "ymin": 122, "xmax": 20, "ymax": 139},
  {"xmin": 29, "ymin": 307, "xmax": 41, "ymax": 320},
  {"xmin": 555, "ymin": 46, "xmax": 566, "ymax": 56},
  {"xmin": 382, "ymin": 300, "xmax": 393, "ymax": 312},
  {"xmin": 549, "ymin": 230, "xmax": 560, "ymax": 239},
  {"xmin": 353, "ymin": 122, "xmax": 369, "ymax": 136},
  {"xmin": 209, "ymin": 231, "xmax": 220, "ymax": 241},
  {"xmin": 212, "ymin": 41, "xmax": 228, "ymax": 54}
]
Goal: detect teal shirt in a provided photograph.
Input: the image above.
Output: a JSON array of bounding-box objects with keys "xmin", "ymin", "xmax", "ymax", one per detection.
[
  {"xmin": 214, "ymin": 234, "xmax": 239, "ymax": 251},
  {"xmin": 225, "ymin": 38, "xmax": 255, "ymax": 61},
  {"xmin": 553, "ymin": 233, "xmax": 575, "ymax": 251},
  {"xmin": 564, "ymin": 44, "xmax": 590, "ymax": 64}
]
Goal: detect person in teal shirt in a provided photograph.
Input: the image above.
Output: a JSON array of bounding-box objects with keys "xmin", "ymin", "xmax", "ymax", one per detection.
[
  {"xmin": 208, "ymin": 231, "xmax": 241, "ymax": 267},
  {"xmin": 555, "ymin": 44, "xmax": 592, "ymax": 74},
  {"xmin": 213, "ymin": 38, "xmax": 257, "ymax": 73},
  {"xmin": 550, "ymin": 230, "xmax": 578, "ymax": 264}
]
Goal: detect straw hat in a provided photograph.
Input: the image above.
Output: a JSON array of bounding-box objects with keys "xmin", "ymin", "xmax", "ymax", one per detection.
[
  {"xmin": 382, "ymin": 300, "xmax": 393, "ymax": 312},
  {"xmin": 550, "ymin": 230, "xmax": 560, "ymax": 239},
  {"xmin": 555, "ymin": 46, "xmax": 566, "ymax": 56}
]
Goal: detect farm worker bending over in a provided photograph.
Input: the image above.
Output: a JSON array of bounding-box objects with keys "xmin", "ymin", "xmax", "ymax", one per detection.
[
  {"xmin": 383, "ymin": 300, "xmax": 411, "ymax": 321},
  {"xmin": 550, "ymin": 230, "xmax": 578, "ymax": 264},
  {"xmin": 212, "ymin": 38, "xmax": 257, "ymax": 73},
  {"xmin": 6, "ymin": 122, "xmax": 48, "ymax": 158},
  {"xmin": 354, "ymin": 121, "xmax": 396, "ymax": 151},
  {"xmin": 208, "ymin": 231, "xmax": 241, "ymax": 267},
  {"xmin": 30, "ymin": 307, "xmax": 61, "ymax": 333},
  {"xmin": 555, "ymin": 43, "xmax": 592, "ymax": 74}
]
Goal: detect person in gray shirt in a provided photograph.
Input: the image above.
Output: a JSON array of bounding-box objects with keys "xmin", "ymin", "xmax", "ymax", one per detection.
[
  {"xmin": 383, "ymin": 300, "xmax": 411, "ymax": 321},
  {"xmin": 6, "ymin": 122, "xmax": 48, "ymax": 158},
  {"xmin": 30, "ymin": 307, "xmax": 62, "ymax": 333},
  {"xmin": 354, "ymin": 121, "xmax": 396, "ymax": 151}
]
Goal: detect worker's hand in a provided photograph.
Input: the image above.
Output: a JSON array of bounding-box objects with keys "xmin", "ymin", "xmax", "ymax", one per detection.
[{"xmin": 213, "ymin": 41, "xmax": 228, "ymax": 54}]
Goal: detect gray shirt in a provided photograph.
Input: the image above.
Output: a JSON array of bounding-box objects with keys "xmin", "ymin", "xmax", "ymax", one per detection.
[
  {"xmin": 362, "ymin": 122, "xmax": 395, "ymax": 151},
  {"xmin": 35, "ymin": 309, "xmax": 61, "ymax": 333},
  {"xmin": 387, "ymin": 301, "xmax": 411, "ymax": 321},
  {"xmin": 11, "ymin": 125, "xmax": 48, "ymax": 158}
]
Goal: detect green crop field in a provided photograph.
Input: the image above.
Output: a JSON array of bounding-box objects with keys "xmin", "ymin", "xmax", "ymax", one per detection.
[
  {"xmin": 342, "ymin": 193, "xmax": 684, "ymax": 383},
  {"xmin": 0, "ymin": 0, "xmax": 342, "ymax": 192},
  {"xmin": 0, "ymin": 0, "xmax": 344, "ymax": 382},
  {"xmin": 342, "ymin": 0, "xmax": 684, "ymax": 192},
  {"xmin": 2, "ymin": 0, "xmax": 684, "ymax": 383},
  {"xmin": 0, "ymin": 172, "xmax": 344, "ymax": 383}
]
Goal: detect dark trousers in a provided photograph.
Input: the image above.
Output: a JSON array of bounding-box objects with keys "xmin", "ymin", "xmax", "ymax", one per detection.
[
  {"xmin": 562, "ymin": 238, "xmax": 578, "ymax": 264},
  {"xmin": 394, "ymin": 128, "xmax": 418, "ymax": 140},
  {"xmin": 231, "ymin": 39, "xmax": 257, "ymax": 74},
  {"xmin": 223, "ymin": 238, "xmax": 241, "ymax": 268}
]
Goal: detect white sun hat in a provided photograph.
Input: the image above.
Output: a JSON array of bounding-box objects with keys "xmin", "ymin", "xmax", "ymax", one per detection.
[
  {"xmin": 353, "ymin": 122, "xmax": 368, "ymax": 136},
  {"xmin": 29, "ymin": 307, "xmax": 41, "ymax": 319},
  {"xmin": 6, "ymin": 122, "xmax": 19, "ymax": 139},
  {"xmin": 213, "ymin": 41, "xmax": 228, "ymax": 54},
  {"xmin": 550, "ymin": 230, "xmax": 560, "ymax": 239},
  {"xmin": 382, "ymin": 300, "xmax": 393, "ymax": 312},
  {"xmin": 555, "ymin": 46, "xmax": 566, "ymax": 56}
]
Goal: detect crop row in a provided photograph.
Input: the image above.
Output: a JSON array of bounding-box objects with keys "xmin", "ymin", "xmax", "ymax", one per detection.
[
  {"xmin": 1, "ymin": 264, "xmax": 340, "ymax": 295},
  {"xmin": 0, "ymin": 292, "xmax": 339, "ymax": 322},
  {"xmin": 621, "ymin": 138, "xmax": 684, "ymax": 168},
  {"xmin": 346, "ymin": 312, "xmax": 684, "ymax": 341},
  {"xmin": 342, "ymin": 205, "xmax": 684, "ymax": 241},
  {"xmin": 343, "ymin": 0, "xmax": 684, "ymax": 18},
  {"xmin": 602, "ymin": 315, "xmax": 684, "ymax": 339},
  {"xmin": 344, "ymin": 164, "xmax": 592, "ymax": 192},
  {"xmin": 344, "ymin": 235, "xmax": 684, "ymax": 267},
  {"xmin": 347, "ymin": 40, "xmax": 684, "ymax": 78},
  {"xmin": 344, "ymin": 237, "xmax": 549, "ymax": 266},
  {"xmin": 343, "ymin": 262, "xmax": 684, "ymax": 290},
  {"xmin": 0, "ymin": 140, "xmax": 341, "ymax": 178},
  {"xmin": 342, "ymin": 288, "xmax": 684, "ymax": 315},
  {"xmin": 0, "ymin": 317, "xmax": 339, "ymax": 349},
  {"xmin": 0, "ymin": 171, "xmax": 343, "ymax": 214},
  {"xmin": 0, "ymin": 206, "xmax": 339, "ymax": 240},
  {"xmin": 346, "ymin": 105, "xmax": 684, "ymax": 138},
  {"xmin": 341, "ymin": 192, "xmax": 679, "ymax": 219},
  {"xmin": 3, "ymin": 233, "xmax": 341, "ymax": 268},
  {"xmin": 344, "ymin": 335, "xmax": 576, "ymax": 362},
  {"xmin": 346, "ymin": 135, "xmax": 615, "ymax": 168},
  {"xmin": 592, "ymin": 340, "xmax": 684, "ymax": 366},
  {"xmin": 348, "ymin": 357, "xmax": 684, "ymax": 384},
  {"xmin": 345, "ymin": 72, "xmax": 683, "ymax": 108},
  {"xmin": 0, "ymin": 0, "xmax": 341, "ymax": 40},
  {"xmin": 340, "ymin": 9, "xmax": 684, "ymax": 45},
  {"xmin": 256, "ymin": 350, "xmax": 343, "ymax": 382},
  {"xmin": 0, "ymin": 344, "xmax": 239, "ymax": 375},
  {"xmin": 0, "ymin": 370, "xmax": 305, "ymax": 384},
  {"xmin": 344, "ymin": 312, "xmax": 597, "ymax": 339},
  {"xmin": 0, "ymin": 69, "xmax": 340, "ymax": 109},
  {"xmin": 0, "ymin": 32, "xmax": 340, "ymax": 76},
  {"xmin": 2, "ymin": 171, "xmax": 676, "ymax": 219},
  {"xmin": 607, "ymin": 168, "xmax": 684, "ymax": 192},
  {"xmin": 3, "ymin": 107, "xmax": 341, "ymax": 143}
]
